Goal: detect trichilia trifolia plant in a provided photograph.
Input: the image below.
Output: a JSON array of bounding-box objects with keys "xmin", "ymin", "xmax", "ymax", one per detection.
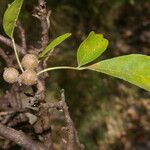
[{"xmin": 0, "ymin": 0, "xmax": 150, "ymax": 149}]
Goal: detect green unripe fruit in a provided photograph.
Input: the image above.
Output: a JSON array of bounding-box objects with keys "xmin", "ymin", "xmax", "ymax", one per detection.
[
  {"xmin": 21, "ymin": 69, "xmax": 37, "ymax": 86},
  {"xmin": 21, "ymin": 54, "xmax": 38, "ymax": 70},
  {"xmin": 3, "ymin": 67, "xmax": 19, "ymax": 83}
]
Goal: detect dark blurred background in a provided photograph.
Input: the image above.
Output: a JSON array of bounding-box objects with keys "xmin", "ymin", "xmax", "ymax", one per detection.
[{"xmin": 0, "ymin": 0, "xmax": 150, "ymax": 150}]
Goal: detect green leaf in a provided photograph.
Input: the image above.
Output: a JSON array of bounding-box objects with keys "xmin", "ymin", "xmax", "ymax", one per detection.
[
  {"xmin": 77, "ymin": 31, "xmax": 109, "ymax": 67},
  {"xmin": 39, "ymin": 33, "xmax": 72, "ymax": 58},
  {"xmin": 3, "ymin": 0, "xmax": 23, "ymax": 38},
  {"xmin": 88, "ymin": 54, "xmax": 150, "ymax": 91}
]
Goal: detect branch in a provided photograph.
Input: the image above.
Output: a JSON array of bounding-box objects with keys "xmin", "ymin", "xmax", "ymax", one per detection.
[
  {"xmin": 40, "ymin": 101, "xmax": 63, "ymax": 110},
  {"xmin": 31, "ymin": 1, "xmax": 52, "ymax": 149},
  {"xmin": 0, "ymin": 34, "xmax": 26, "ymax": 55},
  {"xmin": 17, "ymin": 21, "xmax": 27, "ymax": 50},
  {"xmin": 0, "ymin": 47, "xmax": 12, "ymax": 66},
  {"xmin": 43, "ymin": 48, "xmax": 54, "ymax": 68},
  {"xmin": 0, "ymin": 108, "xmax": 37, "ymax": 116},
  {"xmin": 61, "ymin": 89, "xmax": 84, "ymax": 150},
  {"xmin": 35, "ymin": 0, "xmax": 50, "ymax": 48},
  {"xmin": 0, "ymin": 123, "xmax": 47, "ymax": 150},
  {"xmin": 41, "ymin": 90, "xmax": 84, "ymax": 150},
  {"xmin": 38, "ymin": 0, "xmax": 49, "ymax": 47}
]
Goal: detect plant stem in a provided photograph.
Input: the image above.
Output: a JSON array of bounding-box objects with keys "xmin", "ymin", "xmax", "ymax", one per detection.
[
  {"xmin": 37, "ymin": 66, "xmax": 86, "ymax": 75},
  {"xmin": 12, "ymin": 38, "xmax": 24, "ymax": 72}
]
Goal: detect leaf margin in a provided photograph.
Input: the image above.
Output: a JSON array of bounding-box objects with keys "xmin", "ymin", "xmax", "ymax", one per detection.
[
  {"xmin": 39, "ymin": 33, "xmax": 72, "ymax": 58},
  {"xmin": 87, "ymin": 54, "xmax": 150, "ymax": 91},
  {"xmin": 77, "ymin": 31, "xmax": 109, "ymax": 67},
  {"xmin": 3, "ymin": 0, "xmax": 23, "ymax": 38}
]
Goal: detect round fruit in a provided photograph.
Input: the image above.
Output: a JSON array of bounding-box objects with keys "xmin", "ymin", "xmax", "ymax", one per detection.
[
  {"xmin": 21, "ymin": 54, "xmax": 38, "ymax": 69},
  {"xmin": 3, "ymin": 67, "xmax": 19, "ymax": 83},
  {"xmin": 21, "ymin": 69, "xmax": 37, "ymax": 86}
]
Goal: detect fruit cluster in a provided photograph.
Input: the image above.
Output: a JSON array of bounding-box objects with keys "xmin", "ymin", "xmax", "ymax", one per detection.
[{"xmin": 3, "ymin": 54, "xmax": 39, "ymax": 86}]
